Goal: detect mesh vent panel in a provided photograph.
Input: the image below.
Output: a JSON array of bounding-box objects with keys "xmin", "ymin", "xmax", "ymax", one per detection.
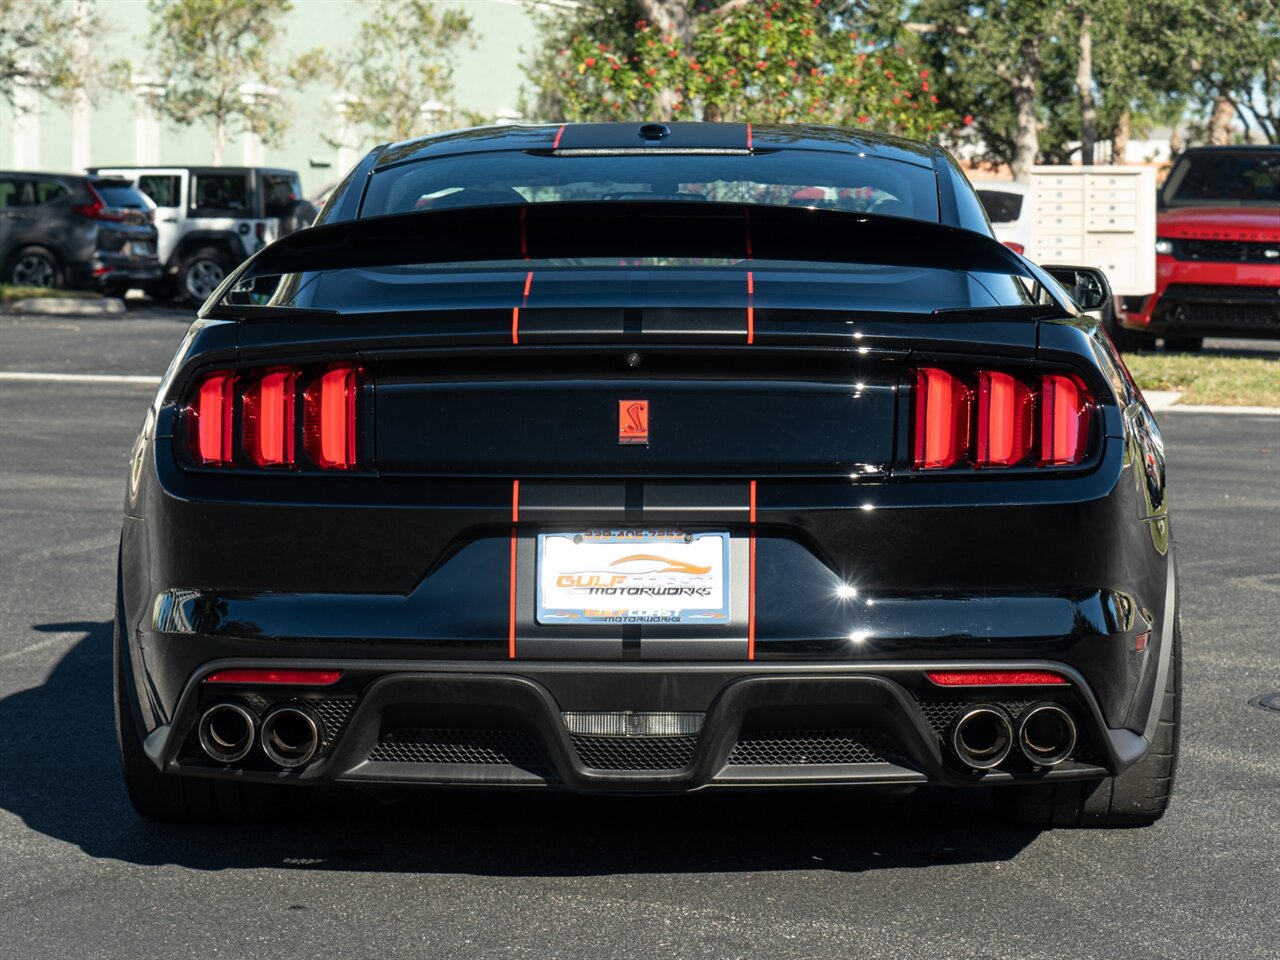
[
  {"xmin": 369, "ymin": 729, "xmax": 545, "ymax": 766},
  {"xmin": 727, "ymin": 730, "xmax": 903, "ymax": 766},
  {"xmin": 571, "ymin": 735, "xmax": 698, "ymax": 771}
]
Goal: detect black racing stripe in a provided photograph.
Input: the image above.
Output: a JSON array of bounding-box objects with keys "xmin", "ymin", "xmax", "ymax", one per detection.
[
  {"xmin": 624, "ymin": 480, "xmax": 643, "ymax": 521},
  {"xmin": 622, "ymin": 625, "xmax": 642, "ymax": 659},
  {"xmin": 623, "ymin": 306, "xmax": 642, "ymax": 338}
]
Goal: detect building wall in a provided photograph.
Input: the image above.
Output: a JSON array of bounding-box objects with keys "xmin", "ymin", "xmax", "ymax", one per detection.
[{"xmin": 0, "ymin": 0, "xmax": 538, "ymax": 195}]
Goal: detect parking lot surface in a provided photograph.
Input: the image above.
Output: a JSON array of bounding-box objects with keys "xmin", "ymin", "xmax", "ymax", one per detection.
[{"xmin": 1, "ymin": 306, "xmax": 1277, "ymax": 959}]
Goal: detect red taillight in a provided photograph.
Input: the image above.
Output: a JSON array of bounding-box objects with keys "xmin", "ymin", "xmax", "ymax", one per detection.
[
  {"xmin": 911, "ymin": 366, "xmax": 1093, "ymax": 470},
  {"xmin": 186, "ymin": 363, "xmax": 363, "ymax": 470},
  {"xmin": 188, "ymin": 371, "xmax": 236, "ymax": 466},
  {"xmin": 303, "ymin": 365, "xmax": 361, "ymax": 470},
  {"xmin": 976, "ymin": 370, "xmax": 1035, "ymax": 467},
  {"xmin": 912, "ymin": 367, "xmax": 972, "ymax": 469},
  {"xmin": 242, "ymin": 368, "xmax": 298, "ymax": 467},
  {"xmin": 1002, "ymin": 241, "xmax": 1026, "ymax": 255},
  {"xmin": 925, "ymin": 670, "xmax": 1068, "ymax": 686},
  {"xmin": 1040, "ymin": 373, "xmax": 1091, "ymax": 466},
  {"xmin": 70, "ymin": 185, "xmax": 127, "ymax": 222},
  {"xmin": 204, "ymin": 669, "xmax": 342, "ymax": 685}
]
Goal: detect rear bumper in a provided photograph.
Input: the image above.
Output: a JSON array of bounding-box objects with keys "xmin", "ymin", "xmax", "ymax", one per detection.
[
  {"xmin": 1119, "ymin": 256, "xmax": 1280, "ymax": 338},
  {"xmin": 145, "ymin": 659, "xmax": 1145, "ymax": 793},
  {"xmin": 67, "ymin": 255, "xmax": 163, "ymax": 290}
]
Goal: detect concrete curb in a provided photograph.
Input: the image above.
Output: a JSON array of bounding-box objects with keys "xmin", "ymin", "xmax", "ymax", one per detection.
[
  {"xmin": 3, "ymin": 297, "xmax": 126, "ymax": 317},
  {"xmin": 1164, "ymin": 404, "xmax": 1280, "ymax": 416},
  {"xmin": 1143, "ymin": 390, "xmax": 1181, "ymax": 411}
]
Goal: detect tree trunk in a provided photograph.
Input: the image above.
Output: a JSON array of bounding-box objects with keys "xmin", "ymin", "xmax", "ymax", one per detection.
[
  {"xmin": 213, "ymin": 118, "xmax": 225, "ymax": 166},
  {"xmin": 1112, "ymin": 109, "xmax": 1131, "ymax": 163},
  {"xmin": 1208, "ymin": 96, "xmax": 1234, "ymax": 145},
  {"xmin": 637, "ymin": 0, "xmax": 695, "ymax": 120},
  {"xmin": 1009, "ymin": 38, "xmax": 1041, "ymax": 182},
  {"xmin": 1076, "ymin": 13, "xmax": 1095, "ymax": 165}
]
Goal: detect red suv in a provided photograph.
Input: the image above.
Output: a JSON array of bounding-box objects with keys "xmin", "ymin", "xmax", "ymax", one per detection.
[{"xmin": 1113, "ymin": 146, "xmax": 1279, "ymax": 351}]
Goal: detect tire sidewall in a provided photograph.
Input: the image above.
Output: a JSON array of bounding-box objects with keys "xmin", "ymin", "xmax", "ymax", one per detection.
[{"xmin": 6, "ymin": 246, "xmax": 63, "ymax": 289}]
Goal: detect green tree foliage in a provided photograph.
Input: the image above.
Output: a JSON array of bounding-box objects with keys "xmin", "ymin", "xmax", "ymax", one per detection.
[
  {"xmin": 299, "ymin": 0, "xmax": 473, "ymax": 142},
  {"xmin": 145, "ymin": 0, "xmax": 295, "ymax": 164},
  {"xmin": 0, "ymin": 0, "xmax": 98, "ymax": 107},
  {"xmin": 526, "ymin": 0, "xmax": 954, "ymax": 138}
]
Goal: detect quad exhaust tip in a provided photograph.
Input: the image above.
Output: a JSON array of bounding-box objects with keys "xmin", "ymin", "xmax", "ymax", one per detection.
[
  {"xmin": 1017, "ymin": 702, "xmax": 1077, "ymax": 767},
  {"xmin": 198, "ymin": 701, "xmax": 257, "ymax": 764},
  {"xmin": 260, "ymin": 705, "xmax": 324, "ymax": 769},
  {"xmin": 950, "ymin": 704, "xmax": 1014, "ymax": 770}
]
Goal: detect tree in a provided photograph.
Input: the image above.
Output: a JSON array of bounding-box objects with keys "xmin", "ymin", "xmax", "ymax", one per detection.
[
  {"xmin": 525, "ymin": 0, "xmax": 954, "ymax": 138},
  {"xmin": 0, "ymin": 0, "xmax": 101, "ymax": 108},
  {"xmin": 300, "ymin": 0, "xmax": 473, "ymax": 142},
  {"xmin": 145, "ymin": 0, "xmax": 295, "ymax": 165}
]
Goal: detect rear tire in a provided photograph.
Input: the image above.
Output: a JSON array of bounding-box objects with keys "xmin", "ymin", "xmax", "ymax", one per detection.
[
  {"xmin": 998, "ymin": 618, "xmax": 1181, "ymax": 828},
  {"xmin": 1104, "ymin": 307, "xmax": 1155, "ymax": 354},
  {"xmin": 114, "ymin": 572, "xmax": 291, "ymax": 823},
  {"xmin": 1164, "ymin": 336, "xmax": 1203, "ymax": 353},
  {"xmin": 176, "ymin": 246, "xmax": 230, "ymax": 306},
  {"xmin": 6, "ymin": 245, "xmax": 63, "ymax": 288}
]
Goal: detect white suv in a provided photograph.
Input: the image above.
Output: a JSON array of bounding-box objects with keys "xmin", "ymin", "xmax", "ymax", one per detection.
[{"xmin": 88, "ymin": 166, "xmax": 314, "ymax": 304}]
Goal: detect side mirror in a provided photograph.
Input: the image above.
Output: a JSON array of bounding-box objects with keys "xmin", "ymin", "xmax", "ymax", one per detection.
[{"xmin": 1041, "ymin": 264, "xmax": 1113, "ymax": 313}]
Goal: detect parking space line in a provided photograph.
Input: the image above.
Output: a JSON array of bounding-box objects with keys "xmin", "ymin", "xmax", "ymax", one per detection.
[{"xmin": 0, "ymin": 372, "xmax": 161, "ymax": 386}]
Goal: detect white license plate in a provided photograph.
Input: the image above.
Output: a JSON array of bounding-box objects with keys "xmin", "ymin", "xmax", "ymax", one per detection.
[
  {"xmin": 130, "ymin": 241, "xmax": 154, "ymax": 256},
  {"xmin": 536, "ymin": 530, "xmax": 729, "ymax": 626}
]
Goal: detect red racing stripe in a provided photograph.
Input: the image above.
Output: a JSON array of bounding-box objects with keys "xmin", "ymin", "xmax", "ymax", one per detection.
[
  {"xmin": 512, "ymin": 271, "xmax": 534, "ymax": 345},
  {"xmin": 746, "ymin": 270, "xmax": 755, "ymax": 345},
  {"xmin": 552, "ymin": 123, "xmax": 566, "ymax": 150},
  {"xmin": 746, "ymin": 122, "xmax": 753, "ymax": 150},
  {"xmin": 509, "ymin": 479, "xmax": 520, "ymax": 659}
]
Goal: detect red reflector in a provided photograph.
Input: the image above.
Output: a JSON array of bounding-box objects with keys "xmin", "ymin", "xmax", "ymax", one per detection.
[
  {"xmin": 925, "ymin": 671, "xmax": 1068, "ymax": 686},
  {"xmin": 304, "ymin": 365, "xmax": 361, "ymax": 469},
  {"xmin": 1002, "ymin": 241, "xmax": 1026, "ymax": 255},
  {"xmin": 1041, "ymin": 373, "xmax": 1091, "ymax": 465},
  {"xmin": 204, "ymin": 669, "xmax": 342, "ymax": 685},
  {"xmin": 976, "ymin": 370, "xmax": 1035, "ymax": 467},
  {"xmin": 189, "ymin": 371, "xmax": 236, "ymax": 466},
  {"xmin": 243, "ymin": 368, "xmax": 298, "ymax": 467},
  {"xmin": 1135, "ymin": 630, "xmax": 1151, "ymax": 653},
  {"xmin": 912, "ymin": 367, "xmax": 972, "ymax": 469}
]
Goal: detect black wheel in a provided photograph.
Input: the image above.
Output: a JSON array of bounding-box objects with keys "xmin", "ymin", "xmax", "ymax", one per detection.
[
  {"xmin": 176, "ymin": 246, "xmax": 231, "ymax": 306},
  {"xmin": 278, "ymin": 199, "xmax": 317, "ymax": 236},
  {"xmin": 115, "ymin": 571, "xmax": 291, "ymax": 823},
  {"xmin": 6, "ymin": 245, "xmax": 63, "ymax": 288},
  {"xmin": 1103, "ymin": 307, "xmax": 1155, "ymax": 354},
  {"xmin": 998, "ymin": 618, "xmax": 1181, "ymax": 827},
  {"xmin": 1164, "ymin": 336, "xmax": 1203, "ymax": 353}
]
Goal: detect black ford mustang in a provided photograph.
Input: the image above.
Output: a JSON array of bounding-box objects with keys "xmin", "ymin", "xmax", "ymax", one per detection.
[{"xmin": 115, "ymin": 122, "xmax": 1179, "ymax": 827}]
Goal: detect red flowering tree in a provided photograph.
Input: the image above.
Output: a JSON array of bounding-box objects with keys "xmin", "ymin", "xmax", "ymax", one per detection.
[{"xmin": 533, "ymin": 1, "xmax": 954, "ymax": 139}]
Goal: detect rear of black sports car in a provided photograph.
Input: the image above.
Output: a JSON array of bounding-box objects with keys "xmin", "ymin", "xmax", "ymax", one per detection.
[{"xmin": 115, "ymin": 123, "xmax": 1180, "ymax": 827}]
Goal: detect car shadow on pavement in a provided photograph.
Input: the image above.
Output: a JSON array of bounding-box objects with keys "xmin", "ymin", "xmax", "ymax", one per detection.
[{"xmin": 0, "ymin": 622, "xmax": 1042, "ymax": 875}]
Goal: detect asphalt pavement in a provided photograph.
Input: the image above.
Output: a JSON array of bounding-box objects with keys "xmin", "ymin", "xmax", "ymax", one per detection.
[{"xmin": 0, "ymin": 304, "xmax": 1277, "ymax": 959}]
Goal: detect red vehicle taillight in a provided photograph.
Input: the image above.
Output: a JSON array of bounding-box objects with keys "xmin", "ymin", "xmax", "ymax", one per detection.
[
  {"xmin": 303, "ymin": 366, "xmax": 359, "ymax": 470},
  {"xmin": 70, "ymin": 184, "xmax": 127, "ymax": 222},
  {"xmin": 911, "ymin": 366, "xmax": 1093, "ymax": 470},
  {"xmin": 186, "ymin": 363, "xmax": 364, "ymax": 471},
  {"xmin": 242, "ymin": 368, "xmax": 298, "ymax": 467},
  {"xmin": 188, "ymin": 371, "xmax": 236, "ymax": 466}
]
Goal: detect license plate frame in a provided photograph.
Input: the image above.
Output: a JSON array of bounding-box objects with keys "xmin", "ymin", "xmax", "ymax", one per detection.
[{"xmin": 536, "ymin": 529, "xmax": 730, "ymax": 626}]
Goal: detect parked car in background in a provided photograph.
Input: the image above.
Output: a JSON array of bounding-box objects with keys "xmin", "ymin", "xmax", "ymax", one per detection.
[
  {"xmin": 1113, "ymin": 145, "xmax": 1280, "ymax": 351},
  {"xmin": 0, "ymin": 171, "xmax": 161, "ymax": 294},
  {"xmin": 977, "ymin": 180, "xmax": 1032, "ymax": 255},
  {"xmin": 88, "ymin": 166, "xmax": 317, "ymax": 304}
]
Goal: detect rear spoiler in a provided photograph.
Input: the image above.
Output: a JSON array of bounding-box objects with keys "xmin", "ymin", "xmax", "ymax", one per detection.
[{"xmin": 202, "ymin": 201, "xmax": 1066, "ymax": 319}]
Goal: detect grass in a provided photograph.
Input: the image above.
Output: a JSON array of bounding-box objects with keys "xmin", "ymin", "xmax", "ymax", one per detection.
[
  {"xmin": 1124, "ymin": 351, "xmax": 1280, "ymax": 407},
  {"xmin": 0, "ymin": 284, "xmax": 98, "ymax": 302}
]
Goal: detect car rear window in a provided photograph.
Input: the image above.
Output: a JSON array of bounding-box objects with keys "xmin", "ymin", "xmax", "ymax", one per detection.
[
  {"xmin": 91, "ymin": 181, "xmax": 151, "ymax": 209},
  {"xmin": 977, "ymin": 189, "xmax": 1024, "ymax": 223},
  {"xmin": 262, "ymin": 173, "xmax": 302, "ymax": 217},
  {"xmin": 362, "ymin": 150, "xmax": 940, "ymax": 222},
  {"xmin": 1162, "ymin": 150, "xmax": 1280, "ymax": 206}
]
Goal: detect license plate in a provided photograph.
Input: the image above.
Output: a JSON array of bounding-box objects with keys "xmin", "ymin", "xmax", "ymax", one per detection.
[
  {"xmin": 536, "ymin": 530, "xmax": 730, "ymax": 626},
  {"xmin": 130, "ymin": 241, "xmax": 154, "ymax": 256}
]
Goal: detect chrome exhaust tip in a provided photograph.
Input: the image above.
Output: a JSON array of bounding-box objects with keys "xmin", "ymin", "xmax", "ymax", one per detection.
[
  {"xmin": 1018, "ymin": 702, "xmax": 1078, "ymax": 767},
  {"xmin": 198, "ymin": 702, "xmax": 257, "ymax": 763},
  {"xmin": 950, "ymin": 704, "xmax": 1014, "ymax": 770},
  {"xmin": 260, "ymin": 705, "xmax": 324, "ymax": 769}
]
